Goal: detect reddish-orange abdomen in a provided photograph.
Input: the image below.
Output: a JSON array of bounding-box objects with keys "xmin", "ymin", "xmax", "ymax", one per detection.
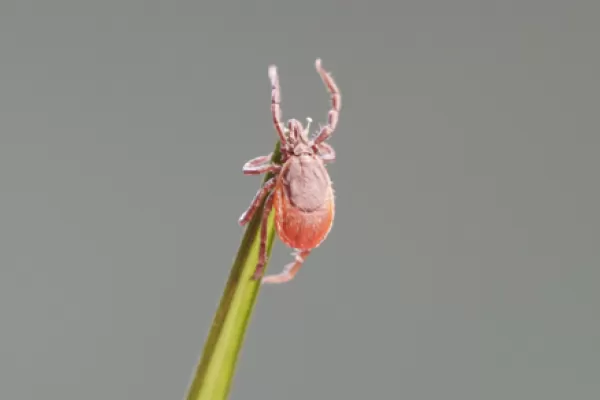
[{"xmin": 273, "ymin": 157, "xmax": 335, "ymax": 250}]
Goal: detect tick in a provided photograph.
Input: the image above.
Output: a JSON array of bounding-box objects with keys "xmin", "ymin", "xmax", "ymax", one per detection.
[{"xmin": 238, "ymin": 58, "xmax": 341, "ymax": 284}]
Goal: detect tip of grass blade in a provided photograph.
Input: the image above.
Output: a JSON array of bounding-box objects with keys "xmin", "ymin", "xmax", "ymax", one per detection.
[{"xmin": 185, "ymin": 142, "xmax": 282, "ymax": 400}]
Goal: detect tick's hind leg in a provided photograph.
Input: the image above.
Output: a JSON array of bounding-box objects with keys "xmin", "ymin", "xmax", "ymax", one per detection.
[
  {"xmin": 261, "ymin": 249, "xmax": 311, "ymax": 284},
  {"xmin": 252, "ymin": 192, "xmax": 275, "ymax": 280}
]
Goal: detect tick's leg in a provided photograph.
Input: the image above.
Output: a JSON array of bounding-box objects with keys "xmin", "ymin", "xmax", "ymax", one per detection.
[
  {"xmin": 252, "ymin": 192, "xmax": 275, "ymax": 280},
  {"xmin": 312, "ymin": 59, "xmax": 341, "ymax": 146},
  {"xmin": 317, "ymin": 143, "xmax": 336, "ymax": 163},
  {"xmin": 242, "ymin": 153, "xmax": 280, "ymax": 175},
  {"xmin": 268, "ymin": 65, "xmax": 287, "ymax": 144},
  {"xmin": 261, "ymin": 249, "xmax": 312, "ymax": 284},
  {"xmin": 238, "ymin": 178, "xmax": 276, "ymax": 226}
]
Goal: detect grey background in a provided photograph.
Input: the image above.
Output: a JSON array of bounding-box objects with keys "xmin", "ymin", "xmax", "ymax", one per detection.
[{"xmin": 0, "ymin": 1, "xmax": 598, "ymax": 399}]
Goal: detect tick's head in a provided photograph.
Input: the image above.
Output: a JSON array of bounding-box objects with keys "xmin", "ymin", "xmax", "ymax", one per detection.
[{"xmin": 285, "ymin": 118, "xmax": 315, "ymax": 156}]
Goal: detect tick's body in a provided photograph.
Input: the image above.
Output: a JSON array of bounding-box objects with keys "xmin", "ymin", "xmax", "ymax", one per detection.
[
  {"xmin": 274, "ymin": 154, "xmax": 335, "ymax": 251},
  {"xmin": 238, "ymin": 59, "xmax": 341, "ymax": 284}
]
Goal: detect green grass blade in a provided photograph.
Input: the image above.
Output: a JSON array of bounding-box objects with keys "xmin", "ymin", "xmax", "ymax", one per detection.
[{"xmin": 184, "ymin": 142, "xmax": 281, "ymax": 400}]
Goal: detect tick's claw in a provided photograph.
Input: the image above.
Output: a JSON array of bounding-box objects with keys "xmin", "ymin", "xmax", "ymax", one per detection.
[
  {"xmin": 252, "ymin": 270, "xmax": 263, "ymax": 280},
  {"xmin": 252, "ymin": 263, "xmax": 266, "ymax": 280}
]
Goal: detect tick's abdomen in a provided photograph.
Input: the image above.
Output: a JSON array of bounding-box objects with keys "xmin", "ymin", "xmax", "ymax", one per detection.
[{"xmin": 274, "ymin": 156, "xmax": 334, "ymax": 250}]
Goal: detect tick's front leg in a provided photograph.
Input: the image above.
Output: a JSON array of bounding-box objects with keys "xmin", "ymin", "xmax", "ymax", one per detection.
[
  {"xmin": 261, "ymin": 249, "xmax": 311, "ymax": 284},
  {"xmin": 243, "ymin": 154, "xmax": 280, "ymax": 175},
  {"xmin": 312, "ymin": 59, "xmax": 341, "ymax": 146},
  {"xmin": 269, "ymin": 65, "xmax": 288, "ymax": 144},
  {"xmin": 238, "ymin": 177, "xmax": 276, "ymax": 226}
]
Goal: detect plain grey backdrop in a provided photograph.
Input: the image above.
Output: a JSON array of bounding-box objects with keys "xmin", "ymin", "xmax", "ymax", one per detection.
[{"xmin": 1, "ymin": 1, "xmax": 598, "ymax": 399}]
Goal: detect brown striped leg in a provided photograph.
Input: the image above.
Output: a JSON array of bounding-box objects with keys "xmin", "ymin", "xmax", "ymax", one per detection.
[
  {"xmin": 317, "ymin": 143, "xmax": 336, "ymax": 163},
  {"xmin": 268, "ymin": 65, "xmax": 287, "ymax": 144},
  {"xmin": 252, "ymin": 192, "xmax": 275, "ymax": 280},
  {"xmin": 312, "ymin": 59, "xmax": 341, "ymax": 146},
  {"xmin": 238, "ymin": 178, "xmax": 276, "ymax": 226},
  {"xmin": 242, "ymin": 153, "xmax": 280, "ymax": 175},
  {"xmin": 261, "ymin": 249, "xmax": 312, "ymax": 284}
]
